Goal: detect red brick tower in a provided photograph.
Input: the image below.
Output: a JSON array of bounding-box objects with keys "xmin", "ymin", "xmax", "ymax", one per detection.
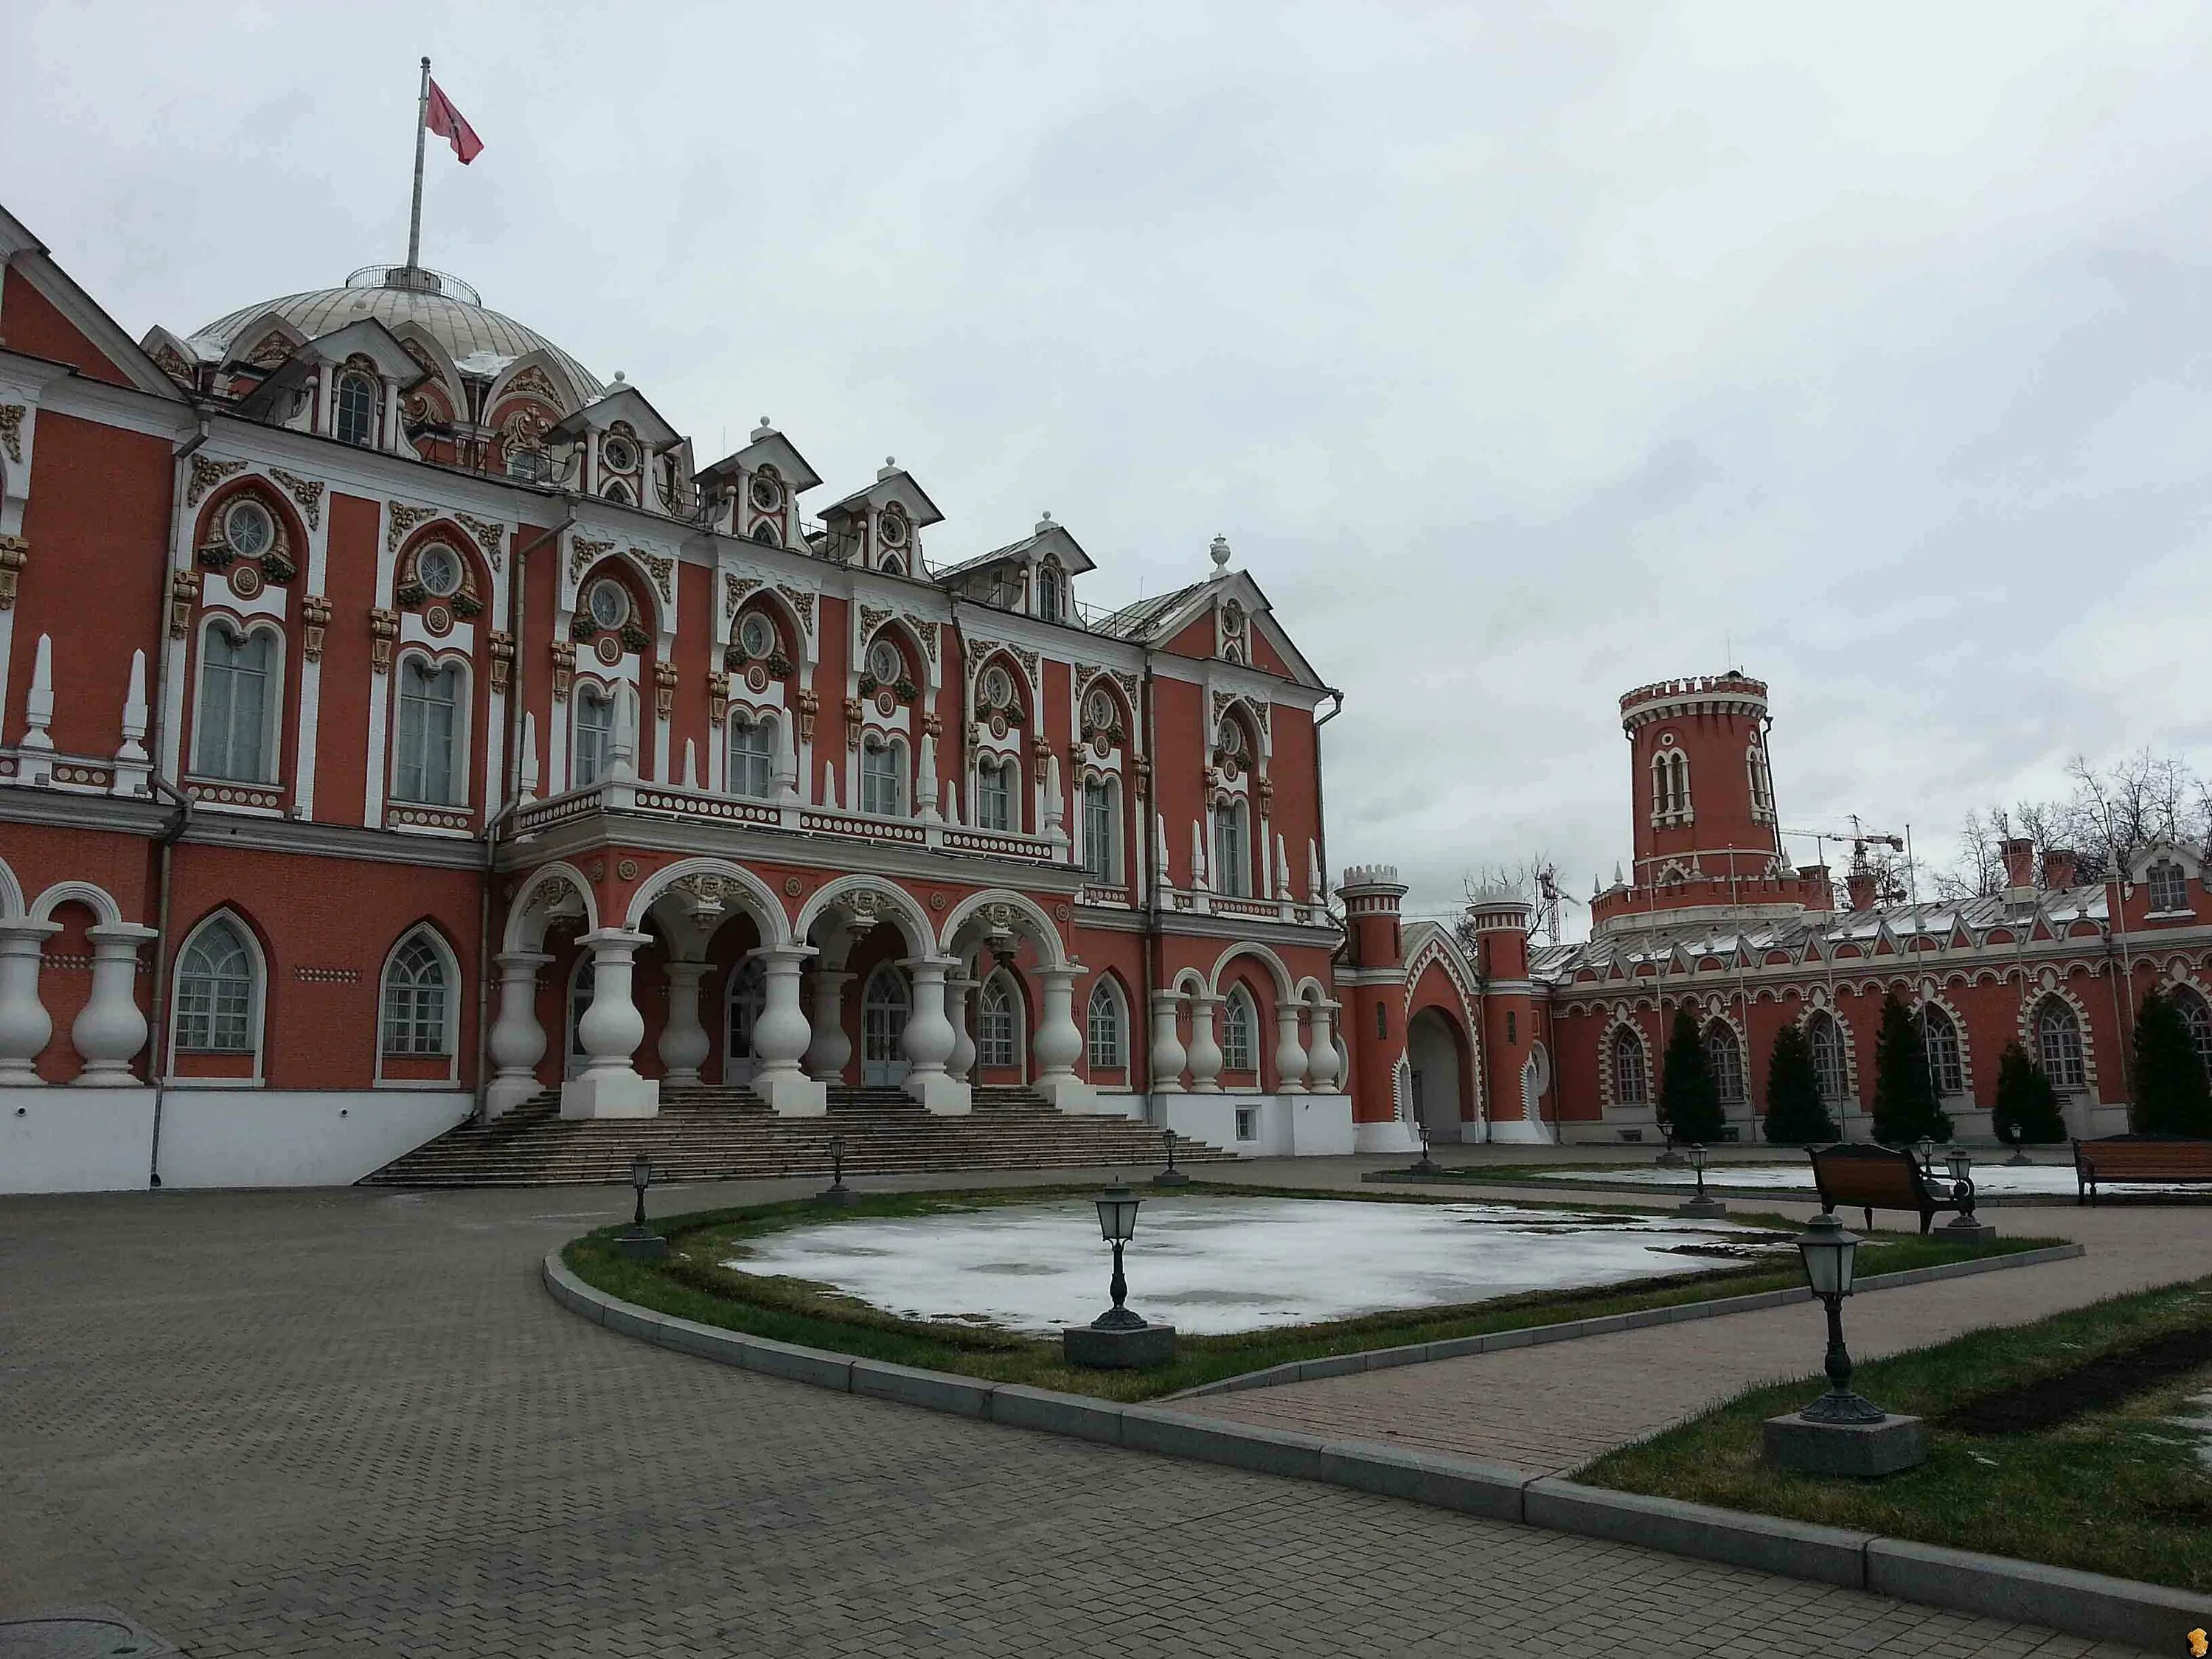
[{"xmin": 1337, "ymin": 864, "xmax": 1419, "ymax": 1151}]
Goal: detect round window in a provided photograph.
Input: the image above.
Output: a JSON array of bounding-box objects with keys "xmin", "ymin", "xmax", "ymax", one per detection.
[
  {"xmin": 1217, "ymin": 715, "xmax": 1244, "ymax": 755},
  {"xmin": 1222, "ymin": 599, "xmax": 1245, "ymax": 630},
  {"xmin": 415, "ymin": 543, "xmax": 463, "ymax": 598},
  {"xmin": 224, "ymin": 498, "xmax": 274, "ymax": 558},
  {"xmin": 878, "ymin": 509, "xmax": 908, "ymax": 547},
  {"xmin": 602, "ymin": 434, "xmax": 638, "ymax": 473},
  {"xmin": 1087, "ymin": 690, "xmax": 1114, "ymax": 731},
  {"xmin": 867, "ymin": 639, "xmax": 900, "ymax": 684},
  {"xmin": 981, "ymin": 666, "xmax": 1012, "ymax": 709},
  {"xmin": 585, "ymin": 578, "xmax": 629, "ymax": 631},
  {"xmin": 738, "ymin": 612, "xmax": 775, "ymax": 661},
  {"xmin": 748, "ymin": 473, "xmax": 784, "ymax": 512}
]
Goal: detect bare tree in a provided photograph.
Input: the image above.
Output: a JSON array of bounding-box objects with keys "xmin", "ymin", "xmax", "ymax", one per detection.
[{"xmin": 1940, "ymin": 752, "xmax": 2212, "ymax": 896}]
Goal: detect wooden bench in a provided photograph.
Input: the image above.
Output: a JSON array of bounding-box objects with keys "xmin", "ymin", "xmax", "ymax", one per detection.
[
  {"xmin": 1808, "ymin": 1143, "xmax": 1977, "ymax": 1234},
  {"xmin": 2073, "ymin": 1135, "xmax": 2212, "ymax": 1204}
]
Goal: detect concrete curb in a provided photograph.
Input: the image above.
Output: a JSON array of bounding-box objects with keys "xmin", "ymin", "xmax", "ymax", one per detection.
[
  {"xmin": 1169, "ymin": 1242, "xmax": 2086, "ymax": 1399},
  {"xmin": 542, "ymin": 1244, "xmax": 2191, "ymax": 1650},
  {"xmin": 1361, "ymin": 1168, "xmax": 2057, "ymax": 1207}
]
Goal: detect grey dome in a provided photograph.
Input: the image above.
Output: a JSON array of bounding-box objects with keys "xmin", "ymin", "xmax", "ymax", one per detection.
[{"xmin": 189, "ymin": 265, "xmax": 602, "ymax": 400}]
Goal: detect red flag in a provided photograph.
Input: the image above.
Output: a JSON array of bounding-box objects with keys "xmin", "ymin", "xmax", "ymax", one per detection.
[{"xmin": 424, "ymin": 80, "xmax": 483, "ymax": 164}]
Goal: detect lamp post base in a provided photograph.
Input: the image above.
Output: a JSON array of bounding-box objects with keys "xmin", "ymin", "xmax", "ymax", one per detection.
[
  {"xmin": 614, "ymin": 1228, "xmax": 667, "ymax": 1262},
  {"xmin": 1151, "ymin": 1168, "xmax": 1192, "ymax": 1187},
  {"xmin": 1762, "ymin": 1410, "xmax": 1927, "ymax": 1477},
  {"xmin": 814, "ymin": 1183, "xmax": 858, "ymax": 1207},
  {"xmin": 1941, "ymin": 1214, "xmax": 1996, "ymax": 1242},
  {"xmin": 1676, "ymin": 1197, "xmax": 1728, "ymax": 1218},
  {"xmin": 1062, "ymin": 1321, "xmax": 1178, "ymax": 1369}
]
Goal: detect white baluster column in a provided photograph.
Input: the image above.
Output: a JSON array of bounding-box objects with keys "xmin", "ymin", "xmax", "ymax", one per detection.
[
  {"xmin": 750, "ymin": 944, "xmax": 824, "ymax": 1115},
  {"xmin": 658, "ymin": 959, "xmax": 712, "ymax": 1086},
  {"xmin": 1032, "ymin": 964, "xmax": 1092, "ymax": 1110},
  {"xmin": 1148, "ymin": 990, "xmax": 1187, "ymax": 1094},
  {"xmin": 560, "ymin": 928, "xmax": 658, "ymax": 1119},
  {"xmin": 487, "ymin": 950, "xmax": 552, "ymax": 1119},
  {"xmin": 899, "ymin": 956, "xmax": 969, "ymax": 1114},
  {"xmin": 70, "ymin": 922, "xmax": 157, "ymax": 1085},
  {"xmin": 1186, "ymin": 993, "xmax": 1224, "ymax": 1093},
  {"xmin": 804, "ymin": 968, "xmax": 852, "ymax": 1082},
  {"xmin": 945, "ymin": 974, "xmax": 977, "ymax": 1082},
  {"xmin": 1273, "ymin": 1000, "xmax": 1310, "ymax": 1095},
  {"xmin": 0, "ymin": 919, "xmax": 60, "ymax": 1084},
  {"xmin": 1304, "ymin": 1001, "xmax": 1342, "ymax": 1093}
]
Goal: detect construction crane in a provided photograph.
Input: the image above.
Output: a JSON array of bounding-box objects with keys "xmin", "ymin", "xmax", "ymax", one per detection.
[{"xmin": 1781, "ymin": 817, "xmax": 1916, "ymax": 905}]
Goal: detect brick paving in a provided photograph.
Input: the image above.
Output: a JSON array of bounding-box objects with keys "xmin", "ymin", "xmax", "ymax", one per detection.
[{"xmin": 0, "ymin": 1166, "xmax": 2164, "ymax": 1658}]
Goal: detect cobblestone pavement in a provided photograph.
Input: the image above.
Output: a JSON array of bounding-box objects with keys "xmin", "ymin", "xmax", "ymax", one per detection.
[
  {"xmin": 1174, "ymin": 1177, "xmax": 2212, "ymax": 1475},
  {"xmin": 0, "ymin": 1173, "xmax": 2160, "ymax": 1658}
]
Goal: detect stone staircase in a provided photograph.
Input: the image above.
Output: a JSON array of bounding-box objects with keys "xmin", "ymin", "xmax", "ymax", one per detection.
[{"xmin": 358, "ymin": 1082, "xmax": 1234, "ymax": 1188}]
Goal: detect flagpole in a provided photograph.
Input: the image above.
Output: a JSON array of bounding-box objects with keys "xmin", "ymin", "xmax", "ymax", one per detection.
[{"xmin": 406, "ymin": 56, "xmax": 431, "ymax": 271}]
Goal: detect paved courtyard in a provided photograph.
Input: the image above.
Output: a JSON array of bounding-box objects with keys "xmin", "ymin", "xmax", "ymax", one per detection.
[{"xmin": 0, "ymin": 1167, "xmax": 2167, "ymax": 1658}]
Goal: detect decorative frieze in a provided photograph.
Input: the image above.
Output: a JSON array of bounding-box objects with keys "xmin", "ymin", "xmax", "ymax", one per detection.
[
  {"xmin": 858, "ymin": 603, "xmax": 894, "ymax": 640},
  {"xmin": 300, "ymin": 594, "xmax": 332, "ymax": 661},
  {"xmin": 776, "ymin": 584, "xmax": 816, "ymax": 632},
  {"xmin": 454, "ymin": 512, "xmax": 506, "ymax": 570},
  {"xmin": 630, "ymin": 546, "xmax": 675, "ymax": 602},
  {"xmin": 568, "ymin": 536, "xmax": 616, "ymax": 583},
  {"xmin": 368, "ymin": 608, "xmax": 400, "ymax": 673},
  {"xmin": 267, "ymin": 468, "xmax": 325, "ymax": 530},
  {"xmin": 902, "ymin": 614, "xmax": 941, "ymax": 663},
  {"xmin": 0, "ymin": 404, "xmax": 23, "ymax": 464},
  {"xmin": 187, "ymin": 455, "xmax": 248, "ymax": 506},
  {"xmin": 0, "ymin": 537, "xmax": 25, "ymax": 609},
  {"xmin": 385, "ymin": 503, "xmax": 439, "ymax": 554},
  {"xmin": 723, "ymin": 573, "xmax": 761, "ymax": 616}
]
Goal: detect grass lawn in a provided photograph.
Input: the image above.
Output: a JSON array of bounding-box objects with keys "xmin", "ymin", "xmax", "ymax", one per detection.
[
  {"xmin": 562, "ymin": 1181, "xmax": 2051, "ymax": 1403},
  {"xmin": 1580, "ymin": 1277, "xmax": 2212, "ymax": 1593}
]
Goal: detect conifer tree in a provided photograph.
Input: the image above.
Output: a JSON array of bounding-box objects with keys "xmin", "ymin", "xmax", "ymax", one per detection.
[
  {"xmin": 1659, "ymin": 1006, "xmax": 1726, "ymax": 1145},
  {"xmin": 1871, "ymin": 991, "xmax": 1952, "ymax": 1145},
  {"xmin": 1762, "ymin": 1022, "xmax": 1837, "ymax": 1144},
  {"xmin": 1992, "ymin": 1041, "xmax": 2067, "ymax": 1147},
  {"xmin": 2134, "ymin": 988, "xmax": 2212, "ymax": 1136}
]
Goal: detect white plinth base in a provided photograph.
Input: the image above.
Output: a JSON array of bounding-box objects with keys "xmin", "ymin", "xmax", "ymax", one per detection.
[
  {"xmin": 756, "ymin": 1071, "xmax": 827, "ymax": 1116},
  {"xmin": 1353, "ymin": 1119, "xmax": 1423, "ymax": 1155},
  {"xmin": 1033, "ymin": 1074, "xmax": 1098, "ymax": 1113},
  {"xmin": 560, "ymin": 1072, "xmax": 660, "ymax": 1119},
  {"xmin": 905, "ymin": 1073, "xmax": 973, "ymax": 1116},
  {"xmin": 1486, "ymin": 1116, "xmax": 1555, "ymax": 1145}
]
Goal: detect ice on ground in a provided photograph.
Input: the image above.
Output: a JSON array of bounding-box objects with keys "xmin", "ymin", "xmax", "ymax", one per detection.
[
  {"xmin": 722, "ymin": 1196, "xmax": 1785, "ymax": 1336},
  {"xmin": 1527, "ymin": 1164, "xmax": 2193, "ymax": 1198}
]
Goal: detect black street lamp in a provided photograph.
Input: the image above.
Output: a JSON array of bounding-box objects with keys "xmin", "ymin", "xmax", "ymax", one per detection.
[
  {"xmin": 616, "ymin": 1152, "xmax": 667, "ymax": 1260},
  {"xmin": 1677, "ymin": 1142, "xmax": 1725, "ymax": 1217},
  {"xmin": 1411, "ymin": 1113, "xmax": 1439, "ymax": 1175},
  {"xmin": 818, "ymin": 1135, "xmax": 854, "ymax": 1206},
  {"xmin": 1792, "ymin": 1213, "xmax": 1885, "ymax": 1425},
  {"xmin": 1656, "ymin": 1121, "xmax": 1685, "ymax": 1169},
  {"xmin": 1090, "ymin": 1180, "xmax": 1147, "ymax": 1332},
  {"xmin": 1939, "ymin": 1145, "xmax": 1989, "ymax": 1237},
  {"xmin": 1152, "ymin": 1125, "xmax": 1191, "ymax": 1187}
]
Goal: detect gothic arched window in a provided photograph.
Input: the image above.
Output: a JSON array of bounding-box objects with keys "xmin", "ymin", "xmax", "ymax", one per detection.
[
  {"xmin": 1704, "ymin": 1020, "xmax": 1746, "ymax": 1105},
  {"xmin": 2036, "ymin": 998, "xmax": 2085, "ymax": 1092},
  {"xmin": 1222, "ymin": 987, "xmax": 1259, "ymax": 1074},
  {"xmin": 335, "ymin": 371, "xmax": 378, "ymax": 445},
  {"xmin": 380, "ymin": 931, "xmax": 453, "ymax": 1057},
  {"xmin": 1920, "ymin": 1004, "xmax": 1965, "ymax": 1096},
  {"xmin": 176, "ymin": 917, "xmax": 257, "ymax": 1054},
  {"xmin": 1806, "ymin": 1012, "xmax": 1849, "ymax": 1106},
  {"xmin": 1087, "ymin": 979, "xmax": 1126, "ymax": 1069},
  {"xmin": 977, "ymin": 975, "xmax": 1020, "ymax": 1069},
  {"xmin": 1610, "ymin": 1026, "xmax": 1648, "ymax": 1106}
]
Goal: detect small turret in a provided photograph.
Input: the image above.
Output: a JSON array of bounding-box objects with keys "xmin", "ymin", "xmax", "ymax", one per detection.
[{"xmin": 1339, "ymin": 864, "xmax": 1407, "ymax": 969}]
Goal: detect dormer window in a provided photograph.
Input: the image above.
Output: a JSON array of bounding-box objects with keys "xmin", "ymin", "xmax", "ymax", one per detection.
[
  {"xmin": 2149, "ymin": 859, "xmax": 2190, "ymax": 913},
  {"xmin": 335, "ymin": 371, "xmax": 379, "ymax": 446},
  {"xmin": 602, "ymin": 434, "xmax": 639, "ymax": 474},
  {"xmin": 1037, "ymin": 563, "xmax": 1065, "ymax": 621}
]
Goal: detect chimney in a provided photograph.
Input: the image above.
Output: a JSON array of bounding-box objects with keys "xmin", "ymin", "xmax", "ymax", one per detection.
[
  {"xmin": 1844, "ymin": 869, "xmax": 1879, "ymax": 912},
  {"xmin": 2000, "ymin": 836, "xmax": 2035, "ymax": 894},
  {"xmin": 1798, "ymin": 865, "xmax": 1834, "ymax": 912},
  {"xmin": 2042, "ymin": 848, "xmax": 2079, "ymax": 890}
]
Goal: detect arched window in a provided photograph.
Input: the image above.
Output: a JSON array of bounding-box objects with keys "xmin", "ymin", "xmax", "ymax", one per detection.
[
  {"xmin": 729, "ymin": 714, "xmax": 776, "ymax": 799},
  {"xmin": 2177, "ymin": 990, "xmax": 2212, "ymax": 1085},
  {"xmin": 880, "ymin": 554, "xmax": 905, "ymax": 577},
  {"xmin": 861, "ymin": 737, "xmax": 905, "ymax": 816},
  {"xmin": 1747, "ymin": 744, "xmax": 1775, "ymax": 818},
  {"xmin": 380, "ymin": 931, "xmax": 453, "ymax": 1056},
  {"xmin": 1088, "ymin": 979, "xmax": 1126, "ymax": 1069},
  {"xmin": 977, "ymin": 975, "xmax": 1020, "ymax": 1069},
  {"xmin": 195, "ymin": 622, "xmax": 278, "ymax": 782},
  {"xmin": 334, "ymin": 371, "xmax": 378, "ymax": 445},
  {"xmin": 725, "ymin": 959, "xmax": 763, "ymax": 1075},
  {"xmin": 2149, "ymin": 860, "xmax": 2190, "ymax": 913},
  {"xmin": 176, "ymin": 917, "xmax": 257, "ymax": 1053},
  {"xmin": 572, "ymin": 686, "xmax": 616, "ymax": 787},
  {"xmin": 1704, "ymin": 1020, "xmax": 1745, "ymax": 1105},
  {"xmin": 566, "ymin": 956, "xmax": 591, "ymax": 1079},
  {"xmin": 1037, "ymin": 563, "xmax": 1064, "ymax": 621},
  {"xmin": 976, "ymin": 756, "xmax": 1015, "ymax": 830},
  {"xmin": 1806, "ymin": 1012, "xmax": 1849, "ymax": 1106},
  {"xmin": 1082, "ymin": 779, "xmax": 1118, "ymax": 882},
  {"xmin": 1609, "ymin": 1026, "xmax": 1648, "ymax": 1106},
  {"xmin": 1920, "ymin": 1005, "xmax": 1965, "ymax": 1096},
  {"xmin": 603, "ymin": 480, "xmax": 633, "ymax": 506},
  {"xmin": 1222, "ymin": 987, "xmax": 1259, "ymax": 1074},
  {"xmin": 2036, "ymin": 998, "xmax": 2085, "ymax": 1093},
  {"xmin": 1212, "ymin": 800, "xmax": 1250, "ymax": 897},
  {"xmin": 394, "ymin": 657, "xmax": 465, "ymax": 805},
  {"xmin": 861, "ymin": 964, "xmax": 910, "ymax": 1085}
]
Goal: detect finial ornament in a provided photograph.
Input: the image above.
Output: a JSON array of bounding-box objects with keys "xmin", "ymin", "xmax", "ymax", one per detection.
[
  {"xmin": 879, "ymin": 455, "xmax": 899, "ymax": 479},
  {"xmin": 752, "ymin": 414, "xmax": 774, "ymax": 439},
  {"xmin": 1209, "ymin": 534, "xmax": 1231, "ymax": 571}
]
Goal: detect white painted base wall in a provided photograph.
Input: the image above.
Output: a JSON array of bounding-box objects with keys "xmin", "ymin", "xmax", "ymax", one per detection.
[
  {"xmin": 1154, "ymin": 1091, "xmax": 1354, "ymax": 1158},
  {"xmin": 1, "ymin": 1086, "xmax": 158, "ymax": 1192},
  {"xmin": 1485, "ymin": 1116, "xmax": 1554, "ymax": 1145},
  {"xmin": 4, "ymin": 1088, "xmax": 473, "ymax": 1193},
  {"xmin": 1351, "ymin": 1116, "xmax": 1422, "ymax": 1155}
]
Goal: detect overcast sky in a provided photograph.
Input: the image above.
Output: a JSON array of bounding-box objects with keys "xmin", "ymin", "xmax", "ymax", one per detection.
[{"xmin": 17, "ymin": 3, "xmax": 2212, "ymax": 934}]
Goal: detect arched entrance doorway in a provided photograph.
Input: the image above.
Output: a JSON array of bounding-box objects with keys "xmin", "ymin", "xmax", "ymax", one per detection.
[
  {"xmin": 861, "ymin": 964, "xmax": 911, "ymax": 1085},
  {"xmin": 1407, "ymin": 1006, "xmax": 1472, "ymax": 1144}
]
